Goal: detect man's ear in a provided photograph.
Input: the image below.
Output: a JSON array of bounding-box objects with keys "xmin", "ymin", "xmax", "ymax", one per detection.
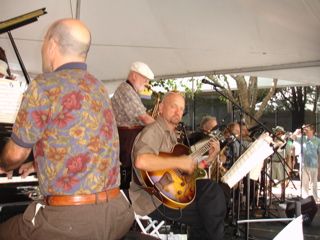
[
  {"xmin": 48, "ymin": 38, "xmax": 58, "ymax": 58},
  {"xmin": 47, "ymin": 38, "xmax": 54, "ymax": 53},
  {"xmin": 131, "ymin": 71, "xmax": 138, "ymax": 80}
]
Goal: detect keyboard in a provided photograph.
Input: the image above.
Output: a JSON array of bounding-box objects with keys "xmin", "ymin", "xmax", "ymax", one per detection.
[{"xmin": 0, "ymin": 175, "xmax": 38, "ymax": 184}]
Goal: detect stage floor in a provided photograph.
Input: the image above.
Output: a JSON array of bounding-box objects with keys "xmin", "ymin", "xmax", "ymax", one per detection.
[
  {"xmin": 239, "ymin": 180, "xmax": 320, "ymax": 240},
  {"xmin": 156, "ymin": 180, "xmax": 320, "ymax": 240}
]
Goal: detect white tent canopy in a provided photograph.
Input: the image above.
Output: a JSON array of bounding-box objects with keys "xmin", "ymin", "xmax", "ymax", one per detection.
[{"xmin": 1, "ymin": 0, "xmax": 320, "ymax": 93}]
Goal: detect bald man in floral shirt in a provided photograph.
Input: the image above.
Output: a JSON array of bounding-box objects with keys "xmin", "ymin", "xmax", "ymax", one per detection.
[{"xmin": 0, "ymin": 19, "xmax": 133, "ymax": 240}]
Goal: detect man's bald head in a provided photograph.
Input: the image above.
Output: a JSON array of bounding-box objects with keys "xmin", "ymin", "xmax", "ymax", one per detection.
[
  {"xmin": 45, "ymin": 19, "xmax": 91, "ymax": 59},
  {"xmin": 159, "ymin": 92, "xmax": 185, "ymax": 129},
  {"xmin": 42, "ymin": 19, "xmax": 91, "ymax": 72}
]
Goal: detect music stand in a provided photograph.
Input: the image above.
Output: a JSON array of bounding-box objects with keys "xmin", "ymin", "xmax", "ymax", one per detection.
[{"xmin": 202, "ymin": 78, "xmax": 285, "ymax": 240}]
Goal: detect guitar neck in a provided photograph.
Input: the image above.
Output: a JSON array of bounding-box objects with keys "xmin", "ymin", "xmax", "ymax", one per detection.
[
  {"xmin": 190, "ymin": 133, "xmax": 225, "ymax": 161},
  {"xmin": 190, "ymin": 141, "xmax": 211, "ymax": 160}
]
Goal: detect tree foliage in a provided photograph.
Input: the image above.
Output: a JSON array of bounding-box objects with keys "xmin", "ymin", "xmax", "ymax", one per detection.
[
  {"xmin": 270, "ymin": 86, "xmax": 320, "ymax": 129},
  {"xmin": 207, "ymin": 75, "xmax": 278, "ymax": 127}
]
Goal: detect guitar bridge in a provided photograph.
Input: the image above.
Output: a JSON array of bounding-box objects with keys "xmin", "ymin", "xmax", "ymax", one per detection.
[{"xmin": 154, "ymin": 171, "xmax": 173, "ymax": 191}]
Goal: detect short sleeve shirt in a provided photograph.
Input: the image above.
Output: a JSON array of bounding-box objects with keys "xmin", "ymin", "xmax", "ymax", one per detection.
[
  {"xmin": 12, "ymin": 62, "xmax": 120, "ymax": 196},
  {"xmin": 129, "ymin": 116, "xmax": 177, "ymax": 215},
  {"xmin": 297, "ymin": 135, "xmax": 320, "ymax": 168},
  {"xmin": 111, "ymin": 81, "xmax": 146, "ymax": 127}
]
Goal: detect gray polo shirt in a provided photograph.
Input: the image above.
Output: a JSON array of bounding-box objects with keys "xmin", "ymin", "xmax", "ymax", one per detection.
[{"xmin": 129, "ymin": 116, "xmax": 177, "ymax": 215}]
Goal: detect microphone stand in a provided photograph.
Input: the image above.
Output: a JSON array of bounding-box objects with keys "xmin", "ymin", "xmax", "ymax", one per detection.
[
  {"xmin": 202, "ymin": 79, "xmax": 284, "ymax": 240},
  {"xmin": 299, "ymin": 128, "xmax": 304, "ymax": 198}
]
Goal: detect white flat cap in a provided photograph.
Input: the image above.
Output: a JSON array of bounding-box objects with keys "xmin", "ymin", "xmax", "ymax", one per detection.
[
  {"xmin": 0, "ymin": 59, "xmax": 8, "ymax": 77},
  {"xmin": 130, "ymin": 61, "xmax": 154, "ymax": 80}
]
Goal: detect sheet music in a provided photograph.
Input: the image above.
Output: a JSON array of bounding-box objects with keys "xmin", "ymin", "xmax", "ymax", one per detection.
[
  {"xmin": 221, "ymin": 133, "xmax": 274, "ymax": 188},
  {"xmin": 0, "ymin": 77, "xmax": 27, "ymax": 123}
]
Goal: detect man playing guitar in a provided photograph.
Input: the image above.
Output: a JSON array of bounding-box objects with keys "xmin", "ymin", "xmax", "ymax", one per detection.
[{"xmin": 129, "ymin": 91, "xmax": 227, "ymax": 240}]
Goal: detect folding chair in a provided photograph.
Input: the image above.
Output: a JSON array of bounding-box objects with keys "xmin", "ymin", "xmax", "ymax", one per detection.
[{"xmin": 134, "ymin": 212, "xmax": 165, "ymax": 239}]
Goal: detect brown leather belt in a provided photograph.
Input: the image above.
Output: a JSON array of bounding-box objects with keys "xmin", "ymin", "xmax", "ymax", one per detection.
[
  {"xmin": 118, "ymin": 126, "xmax": 144, "ymax": 130},
  {"xmin": 44, "ymin": 188, "xmax": 120, "ymax": 206}
]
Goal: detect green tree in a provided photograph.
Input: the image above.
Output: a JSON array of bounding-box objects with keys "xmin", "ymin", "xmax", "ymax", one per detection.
[
  {"xmin": 207, "ymin": 75, "xmax": 277, "ymax": 128},
  {"xmin": 270, "ymin": 86, "xmax": 320, "ymax": 129}
]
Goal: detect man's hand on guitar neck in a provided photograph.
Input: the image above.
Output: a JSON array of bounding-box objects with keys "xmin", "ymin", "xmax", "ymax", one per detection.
[
  {"xmin": 207, "ymin": 138, "xmax": 220, "ymax": 161},
  {"xmin": 197, "ymin": 139, "xmax": 221, "ymax": 169}
]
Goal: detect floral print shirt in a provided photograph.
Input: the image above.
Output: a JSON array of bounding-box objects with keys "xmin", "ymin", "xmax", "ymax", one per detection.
[
  {"xmin": 12, "ymin": 62, "xmax": 120, "ymax": 196},
  {"xmin": 111, "ymin": 81, "xmax": 146, "ymax": 127}
]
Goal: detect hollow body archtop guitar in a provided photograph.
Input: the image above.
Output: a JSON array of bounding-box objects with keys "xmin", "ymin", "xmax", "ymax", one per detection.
[{"xmin": 137, "ymin": 140, "xmax": 214, "ymax": 209}]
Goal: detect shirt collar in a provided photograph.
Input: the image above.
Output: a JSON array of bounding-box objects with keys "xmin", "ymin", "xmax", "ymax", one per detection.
[
  {"xmin": 126, "ymin": 79, "xmax": 138, "ymax": 92},
  {"xmin": 156, "ymin": 116, "xmax": 177, "ymax": 140},
  {"xmin": 54, "ymin": 62, "xmax": 87, "ymax": 72}
]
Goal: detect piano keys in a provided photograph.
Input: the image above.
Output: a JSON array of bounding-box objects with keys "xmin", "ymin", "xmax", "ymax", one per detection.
[
  {"xmin": 0, "ymin": 123, "xmax": 39, "ymax": 223},
  {"xmin": 0, "ymin": 174, "xmax": 40, "ymax": 223},
  {"xmin": 0, "ymin": 8, "xmax": 46, "ymax": 224},
  {"xmin": 0, "ymin": 175, "xmax": 38, "ymax": 184}
]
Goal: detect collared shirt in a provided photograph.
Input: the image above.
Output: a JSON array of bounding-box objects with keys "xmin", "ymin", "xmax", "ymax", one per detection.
[
  {"xmin": 111, "ymin": 81, "xmax": 146, "ymax": 127},
  {"xmin": 129, "ymin": 116, "xmax": 177, "ymax": 215},
  {"xmin": 297, "ymin": 135, "xmax": 320, "ymax": 168},
  {"xmin": 12, "ymin": 62, "xmax": 120, "ymax": 196}
]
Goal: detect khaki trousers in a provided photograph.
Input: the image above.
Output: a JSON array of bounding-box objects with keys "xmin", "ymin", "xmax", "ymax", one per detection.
[{"xmin": 0, "ymin": 192, "xmax": 134, "ymax": 240}]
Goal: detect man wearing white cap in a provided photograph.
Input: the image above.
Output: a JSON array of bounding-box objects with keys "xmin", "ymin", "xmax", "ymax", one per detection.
[
  {"xmin": 111, "ymin": 61, "xmax": 155, "ymax": 189},
  {"xmin": 0, "ymin": 59, "xmax": 9, "ymax": 78}
]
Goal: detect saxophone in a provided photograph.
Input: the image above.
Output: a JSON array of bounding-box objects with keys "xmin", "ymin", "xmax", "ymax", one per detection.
[
  {"xmin": 150, "ymin": 92, "xmax": 160, "ymax": 118},
  {"xmin": 145, "ymin": 84, "xmax": 161, "ymax": 118},
  {"xmin": 210, "ymin": 145, "xmax": 228, "ymax": 181}
]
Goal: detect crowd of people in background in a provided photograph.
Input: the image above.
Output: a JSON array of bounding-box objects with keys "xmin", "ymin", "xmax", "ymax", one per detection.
[{"xmin": 185, "ymin": 117, "xmax": 320, "ymax": 205}]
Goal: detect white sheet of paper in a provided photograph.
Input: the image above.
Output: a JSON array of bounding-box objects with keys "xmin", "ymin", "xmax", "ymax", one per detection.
[
  {"xmin": 221, "ymin": 133, "xmax": 274, "ymax": 188},
  {"xmin": 0, "ymin": 78, "xmax": 27, "ymax": 123},
  {"xmin": 273, "ymin": 216, "xmax": 303, "ymax": 240}
]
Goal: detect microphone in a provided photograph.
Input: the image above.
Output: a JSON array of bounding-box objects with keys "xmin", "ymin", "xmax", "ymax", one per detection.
[{"xmin": 201, "ymin": 79, "xmax": 224, "ymax": 88}]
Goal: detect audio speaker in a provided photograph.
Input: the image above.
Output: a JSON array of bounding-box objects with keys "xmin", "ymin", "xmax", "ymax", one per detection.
[{"xmin": 285, "ymin": 196, "xmax": 318, "ymax": 225}]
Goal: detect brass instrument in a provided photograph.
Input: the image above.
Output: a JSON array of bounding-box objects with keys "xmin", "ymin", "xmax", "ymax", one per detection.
[
  {"xmin": 145, "ymin": 85, "xmax": 161, "ymax": 119},
  {"xmin": 151, "ymin": 92, "xmax": 160, "ymax": 118},
  {"xmin": 210, "ymin": 145, "xmax": 228, "ymax": 181}
]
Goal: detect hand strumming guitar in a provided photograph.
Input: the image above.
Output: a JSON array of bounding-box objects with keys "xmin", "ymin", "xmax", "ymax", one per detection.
[{"xmin": 178, "ymin": 155, "xmax": 196, "ymax": 174}]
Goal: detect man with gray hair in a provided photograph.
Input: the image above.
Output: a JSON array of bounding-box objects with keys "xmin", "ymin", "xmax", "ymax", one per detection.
[
  {"xmin": 0, "ymin": 18, "xmax": 134, "ymax": 240},
  {"xmin": 186, "ymin": 115, "xmax": 218, "ymax": 146},
  {"xmin": 112, "ymin": 61, "xmax": 155, "ymax": 190}
]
